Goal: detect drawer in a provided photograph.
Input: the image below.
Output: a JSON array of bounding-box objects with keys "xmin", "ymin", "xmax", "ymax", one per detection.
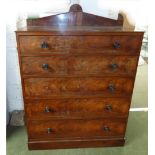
[
  {"xmin": 27, "ymin": 118, "xmax": 127, "ymax": 139},
  {"xmin": 68, "ymin": 56, "xmax": 138, "ymax": 76},
  {"xmin": 24, "ymin": 77, "xmax": 134, "ymax": 98},
  {"xmin": 22, "ymin": 56, "xmax": 68, "ymax": 76},
  {"xmin": 19, "ymin": 35, "xmax": 142, "ymax": 55},
  {"xmin": 25, "ymin": 98, "xmax": 130, "ymax": 119},
  {"xmin": 22, "ymin": 56, "xmax": 138, "ymax": 77}
]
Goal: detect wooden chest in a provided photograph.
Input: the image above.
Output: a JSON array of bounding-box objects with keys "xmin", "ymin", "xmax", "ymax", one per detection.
[{"xmin": 16, "ymin": 4, "xmax": 144, "ymax": 150}]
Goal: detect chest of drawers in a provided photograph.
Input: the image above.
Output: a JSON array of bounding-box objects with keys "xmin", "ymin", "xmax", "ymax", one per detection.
[{"xmin": 16, "ymin": 4, "xmax": 144, "ymax": 150}]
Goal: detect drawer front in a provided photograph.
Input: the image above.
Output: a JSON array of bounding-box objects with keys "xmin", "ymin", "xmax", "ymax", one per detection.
[
  {"xmin": 19, "ymin": 35, "xmax": 142, "ymax": 55},
  {"xmin": 24, "ymin": 77, "xmax": 134, "ymax": 98},
  {"xmin": 28, "ymin": 118, "xmax": 127, "ymax": 139},
  {"xmin": 68, "ymin": 55, "xmax": 138, "ymax": 76},
  {"xmin": 25, "ymin": 98, "xmax": 130, "ymax": 119},
  {"xmin": 22, "ymin": 56, "xmax": 138, "ymax": 77},
  {"xmin": 22, "ymin": 56, "xmax": 67, "ymax": 76}
]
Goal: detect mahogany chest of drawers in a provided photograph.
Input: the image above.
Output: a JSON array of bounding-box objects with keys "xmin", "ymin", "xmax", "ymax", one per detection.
[{"xmin": 16, "ymin": 4, "xmax": 144, "ymax": 150}]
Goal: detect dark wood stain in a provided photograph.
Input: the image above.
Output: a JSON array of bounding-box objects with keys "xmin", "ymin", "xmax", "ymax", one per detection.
[
  {"xmin": 22, "ymin": 56, "xmax": 138, "ymax": 77},
  {"xmin": 25, "ymin": 98, "xmax": 130, "ymax": 119},
  {"xmin": 24, "ymin": 77, "xmax": 134, "ymax": 98},
  {"xmin": 27, "ymin": 4, "xmax": 123, "ymax": 27},
  {"xmin": 16, "ymin": 4, "xmax": 144, "ymax": 150},
  {"xmin": 27, "ymin": 118, "xmax": 127, "ymax": 139},
  {"xmin": 19, "ymin": 35, "xmax": 142, "ymax": 55}
]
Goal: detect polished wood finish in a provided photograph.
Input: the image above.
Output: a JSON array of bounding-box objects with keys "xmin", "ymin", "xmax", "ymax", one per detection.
[
  {"xmin": 28, "ymin": 118, "xmax": 127, "ymax": 139},
  {"xmin": 28, "ymin": 138, "xmax": 125, "ymax": 150},
  {"xmin": 19, "ymin": 35, "xmax": 142, "ymax": 55},
  {"xmin": 27, "ymin": 4, "xmax": 123, "ymax": 27},
  {"xmin": 16, "ymin": 4, "xmax": 144, "ymax": 150},
  {"xmin": 16, "ymin": 26, "xmax": 143, "ymax": 33},
  {"xmin": 22, "ymin": 56, "xmax": 138, "ymax": 77},
  {"xmin": 24, "ymin": 77, "xmax": 134, "ymax": 98},
  {"xmin": 25, "ymin": 98, "xmax": 130, "ymax": 119}
]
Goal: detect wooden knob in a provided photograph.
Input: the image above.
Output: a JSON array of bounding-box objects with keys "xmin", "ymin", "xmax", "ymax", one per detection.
[
  {"xmin": 45, "ymin": 106, "xmax": 50, "ymax": 113},
  {"xmin": 105, "ymin": 105, "xmax": 112, "ymax": 111},
  {"xmin": 103, "ymin": 126, "xmax": 110, "ymax": 132},
  {"xmin": 111, "ymin": 63, "xmax": 118, "ymax": 70},
  {"xmin": 47, "ymin": 128, "xmax": 52, "ymax": 134},
  {"xmin": 41, "ymin": 42, "xmax": 49, "ymax": 49},
  {"xmin": 108, "ymin": 84, "xmax": 115, "ymax": 92},
  {"xmin": 42, "ymin": 63, "xmax": 49, "ymax": 70},
  {"xmin": 113, "ymin": 42, "xmax": 121, "ymax": 49}
]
